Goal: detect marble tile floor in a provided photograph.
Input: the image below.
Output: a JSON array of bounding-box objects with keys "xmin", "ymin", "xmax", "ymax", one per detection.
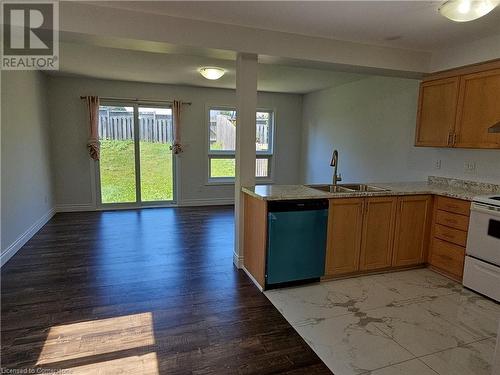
[{"xmin": 265, "ymin": 268, "xmax": 500, "ymax": 375}]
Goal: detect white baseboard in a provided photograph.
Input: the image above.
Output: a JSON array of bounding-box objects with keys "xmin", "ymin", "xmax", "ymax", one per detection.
[
  {"xmin": 55, "ymin": 203, "xmax": 96, "ymax": 212},
  {"xmin": 180, "ymin": 198, "xmax": 234, "ymax": 207},
  {"xmin": 242, "ymin": 266, "xmax": 264, "ymax": 292},
  {"xmin": 1, "ymin": 207, "xmax": 56, "ymax": 267},
  {"xmin": 233, "ymin": 251, "xmax": 244, "ymax": 269},
  {"xmin": 55, "ymin": 199, "xmax": 232, "ymax": 212}
]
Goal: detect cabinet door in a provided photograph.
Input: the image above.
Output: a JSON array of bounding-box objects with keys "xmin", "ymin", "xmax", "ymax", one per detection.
[
  {"xmin": 325, "ymin": 198, "xmax": 364, "ymax": 276},
  {"xmin": 415, "ymin": 77, "xmax": 459, "ymax": 147},
  {"xmin": 360, "ymin": 197, "xmax": 397, "ymax": 271},
  {"xmin": 454, "ymin": 69, "xmax": 500, "ymax": 149},
  {"xmin": 392, "ymin": 196, "xmax": 432, "ymax": 267},
  {"xmin": 429, "ymin": 238, "xmax": 465, "ymax": 279}
]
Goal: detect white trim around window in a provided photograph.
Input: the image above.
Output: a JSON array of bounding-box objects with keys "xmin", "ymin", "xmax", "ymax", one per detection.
[{"xmin": 206, "ymin": 105, "xmax": 275, "ymax": 184}]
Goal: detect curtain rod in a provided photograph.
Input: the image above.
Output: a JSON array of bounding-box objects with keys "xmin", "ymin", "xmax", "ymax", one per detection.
[{"xmin": 80, "ymin": 96, "xmax": 191, "ymax": 105}]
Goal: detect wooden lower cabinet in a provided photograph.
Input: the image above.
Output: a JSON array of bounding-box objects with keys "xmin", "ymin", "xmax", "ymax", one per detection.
[
  {"xmin": 434, "ymin": 224, "xmax": 467, "ymax": 247},
  {"xmin": 392, "ymin": 195, "xmax": 432, "ymax": 267},
  {"xmin": 325, "ymin": 194, "xmax": 433, "ymax": 278},
  {"xmin": 325, "ymin": 198, "xmax": 364, "ymax": 276},
  {"xmin": 428, "ymin": 196, "xmax": 471, "ymax": 280},
  {"xmin": 243, "ymin": 194, "xmax": 268, "ymax": 288},
  {"xmin": 429, "ymin": 238, "xmax": 466, "ymax": 277},
  {"xmin": 435, "ymin": 210, "xmax": 469, "ymax": 231},
  {"xmin": 359, "ymin": 197, "xmax": 397, "ymax": 271}
]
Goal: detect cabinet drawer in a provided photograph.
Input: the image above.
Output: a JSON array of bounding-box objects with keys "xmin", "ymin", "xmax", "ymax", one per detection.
[
  {"xmin": 434, "ymin": 224, "xmax": 468, "ymax": 247},
  {"xmin": 436, "ymin": 210, "xmax": 470, "ymax": 231},
  {"xmin": 430, "ymin": 238, "xmax": 465, "ymax": 277},
  {"xmin": 436, "ymin": 196, "xmax": 470, "ymax": 216}
]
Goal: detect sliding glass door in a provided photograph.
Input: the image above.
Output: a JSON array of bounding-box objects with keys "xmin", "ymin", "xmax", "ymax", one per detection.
[
  {"xmin": 98, "ymin": 103, "xmax": 175, "ymax": 207},
  {"xmin": 99, "ymin": 105, "xmax": 137, "ymax": 204},
  {"xmin": 138, "ymin": 107, "xmax": 174, "ymax": 202}
]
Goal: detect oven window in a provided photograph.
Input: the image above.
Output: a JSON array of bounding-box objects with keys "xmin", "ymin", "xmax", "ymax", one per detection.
[{"xmin": 488, "ymin": 219, "xmax": 500, "ymax": 239}]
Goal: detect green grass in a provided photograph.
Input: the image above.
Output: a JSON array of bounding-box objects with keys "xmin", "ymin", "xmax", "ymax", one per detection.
[
  {"xmin": 100, "ymin": 140, "xmax": 173, "ymax": 203},
  {"xmin": 209, "ymin": 142, "xmax": 236, "ymax": 178},
  {"xmin": 210, "ymin": 158, "xmax": 235, "ymax": 178},
  {"xmin": 100, "ymin": 140, "xmax": 237, "ymax": 204}
]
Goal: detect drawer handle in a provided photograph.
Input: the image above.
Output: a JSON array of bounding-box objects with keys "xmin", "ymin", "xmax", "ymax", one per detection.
[
  {"xmin": 446, "ymin": 204, "xmax": 460, "ymax": 210},
  {"xmin": 441, "ymin": 233, "xmax": 454, "ymax": 239},
  {"xmin": 445, "ymin": 218, "xmax": 457, "ymax": 224}
]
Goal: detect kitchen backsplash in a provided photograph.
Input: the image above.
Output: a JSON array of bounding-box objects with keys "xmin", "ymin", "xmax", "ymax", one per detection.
[{"xmin": 428, "ymin": 176, "xmax": 500, "ymax": 194}]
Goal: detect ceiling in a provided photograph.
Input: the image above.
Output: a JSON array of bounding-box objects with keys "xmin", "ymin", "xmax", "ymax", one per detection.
[
  {"xmin": 54, "ymin": 1, "xmax": 499, "ymax": 92},
  {"xmin": 51, "ymin": 42, "xmax": 368, "ymax": 94},
  {"xmin": 91, "ymin": 1, "xmax": 500, "ymax": 52}
]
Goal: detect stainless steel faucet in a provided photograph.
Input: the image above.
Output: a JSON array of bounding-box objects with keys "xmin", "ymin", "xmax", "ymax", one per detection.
[{"xmin": 330, "ymin": 149, "xmax": 342, "ymax": 186}]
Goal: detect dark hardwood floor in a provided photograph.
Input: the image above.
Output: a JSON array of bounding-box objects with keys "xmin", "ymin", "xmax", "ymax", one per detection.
[{"xmin": 1, "ymin": 206, "xmax": 331, "ymax": 374}]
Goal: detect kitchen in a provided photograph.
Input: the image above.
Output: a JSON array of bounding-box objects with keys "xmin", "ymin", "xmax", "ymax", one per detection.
[{"xmin": 241, "ymin": 59, "xmax": 500, "ymax": 374}]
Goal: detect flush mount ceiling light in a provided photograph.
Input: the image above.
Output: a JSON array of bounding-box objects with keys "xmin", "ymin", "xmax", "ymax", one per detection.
[
  {"xmin": 439, "ymin": 0, "xmax": 499, "ymax": 22},
  {"xmin": 198, "ymin": 67, "xmax": 225, "ymax": 80}
]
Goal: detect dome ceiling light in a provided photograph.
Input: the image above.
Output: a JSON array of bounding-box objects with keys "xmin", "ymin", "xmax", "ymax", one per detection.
[
  {"xmin": 198, "ymin": 67, "xmax": 225, "ymax": 80},
  {"xmin": 439, "ymin": 0, "xmax": 499, "ymax": 22}
]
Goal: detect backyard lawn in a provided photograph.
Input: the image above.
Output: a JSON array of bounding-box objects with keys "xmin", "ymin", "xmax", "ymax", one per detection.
[
  {"xmin": 100, "ymin": 140, "xmax": 173, "ymax": 203},
  {"xmin": 100, "ymin": 140, "xmax": 235, "ymax": 203}
]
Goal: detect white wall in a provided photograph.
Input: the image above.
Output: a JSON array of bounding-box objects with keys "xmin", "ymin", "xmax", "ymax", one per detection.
[
  {"xmin": 301, "ymin": 76, "xmax": 500, "ymax": 185},
  {"xmin": 47, "ymin": 75, "xmax": 303, "ymax": 209},
  {"xmin": 59, "ymin": 2, "xmax": 431, "ymax": 75},
  {"xmin": 1, "ymin": 71, "xmax": 55, "ymax": 260},
  {"xmin": 430, "ymin": 34, "xmax": 500, "ymax": 72}
]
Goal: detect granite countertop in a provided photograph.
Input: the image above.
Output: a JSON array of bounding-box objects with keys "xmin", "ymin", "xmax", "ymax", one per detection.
[{"xmin": 242, "ymin": 177, "xmax": 500, "ymax": 202}]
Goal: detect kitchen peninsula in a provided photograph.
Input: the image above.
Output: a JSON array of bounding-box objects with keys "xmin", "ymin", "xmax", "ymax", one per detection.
[{"xmin": 242, "ymin": 177, "xmax": 500, "ymax": 291}]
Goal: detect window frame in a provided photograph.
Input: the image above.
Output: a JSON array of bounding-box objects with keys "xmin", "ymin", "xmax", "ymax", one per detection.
[{"xmin": 206, "ymin": 105, "xmax": 275, "ymax": 184}]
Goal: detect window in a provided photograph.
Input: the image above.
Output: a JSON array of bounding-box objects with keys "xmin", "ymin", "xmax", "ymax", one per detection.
[{"xmin": 208, "ymin": 108, "xmax": 274, "ymax": 181}]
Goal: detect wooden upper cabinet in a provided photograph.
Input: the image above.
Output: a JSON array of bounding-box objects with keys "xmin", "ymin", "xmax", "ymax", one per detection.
[
  {"xmin": 325, "ymin": 198, "xmax": 364, "ymax": 277},
  {"xmin": 392, "ymin": 195, "xmax": 432, "ymax": 267},
  {"xmin": 415, "ymin": 77, "xmax": 459, "ymax": 147},
  {"xmin": 415, "ymin": 60, "xmax": 500, "ymax": 149},
  {"xmin": 359, "ymin": 197, "xmax": 397, "ymax": 271},
  {"xmin": 454, "ymin": 69, "xmax": 500, "ymax": 149}
]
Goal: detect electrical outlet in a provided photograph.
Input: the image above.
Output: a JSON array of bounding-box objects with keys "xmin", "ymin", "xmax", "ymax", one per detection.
[
  {"xmin": 463, "ymin": 161, "xmax": 476, "ymax": 173},
  {"xmin": 435, "ymin": 160, "xmax": 441, "ymax": 169}
]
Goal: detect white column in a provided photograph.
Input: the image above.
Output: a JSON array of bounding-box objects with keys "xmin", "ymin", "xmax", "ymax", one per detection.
[{"xmin": 234, "ymin": 53, "xmax": 257, "ymax": 268}]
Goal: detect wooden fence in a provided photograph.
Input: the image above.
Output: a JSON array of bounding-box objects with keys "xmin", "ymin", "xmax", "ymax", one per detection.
[
  {"xmin": 99, "ymin": 110, "xmax": 173, "ymax": 143},
  {"xmin": 256, "ymin": 121, "xmax": 269, "ymax": 147},
  {"xmin": 209, "ymin": 117, "xmax": 269, "ymax": 150},
  {"xmin": 100, "ymin": 110, "xmax": 269, "ymax": 149}
]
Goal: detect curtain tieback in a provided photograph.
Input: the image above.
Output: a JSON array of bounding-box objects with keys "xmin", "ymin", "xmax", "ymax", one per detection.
[
  {"xmin": 87, "ymin": 138, "xmax": 100, "ymax": 160},
  {"xmin": 170, "ymin": 142, "xmax": 183, "ymax": 155}
]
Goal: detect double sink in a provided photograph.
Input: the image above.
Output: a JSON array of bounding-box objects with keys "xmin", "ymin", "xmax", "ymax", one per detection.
[{"xmin": 308, "ymin": 183, "xmax": 391, "ymax": 194}]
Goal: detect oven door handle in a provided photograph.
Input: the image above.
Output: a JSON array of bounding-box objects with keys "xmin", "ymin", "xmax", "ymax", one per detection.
[{"xmin": 471, "ymin": 204, "xmax": 500, "ymax": 218}]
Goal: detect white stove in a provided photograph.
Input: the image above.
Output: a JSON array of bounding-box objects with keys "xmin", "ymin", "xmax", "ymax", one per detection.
[
  {"xmin": 472, "ymin": 194, "xmax": 500, "ymax": 209},
  {"xmin": 463, "ymin": 194, "xmax": 500, "ymax": 302}
]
